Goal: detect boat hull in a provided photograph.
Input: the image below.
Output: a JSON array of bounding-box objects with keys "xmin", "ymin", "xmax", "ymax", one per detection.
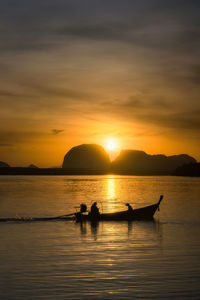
[
  {"xmin": 76, "ymin": 201, "xmax": 161, "ymax": 222},
  {"xmin": 0, "ymin": 196, "xmax": 163, "ymax": 223}
]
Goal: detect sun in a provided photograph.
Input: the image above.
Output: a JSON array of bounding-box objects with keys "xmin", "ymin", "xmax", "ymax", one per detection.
[
  {"xmin": 104, "ymin": 138, "xmax": 119, "ymax": 152},
  {"xmin": 103, "ymin": 138, "xmax": 121, "ymax": 159},
  {"xmin": 107, "ymin": 140, "xmax": 116, "ymax": 151}
]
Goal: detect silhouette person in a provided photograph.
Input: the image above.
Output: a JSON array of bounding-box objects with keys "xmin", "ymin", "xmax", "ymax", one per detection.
[
  {"xmin": 90, "ymin": 202, "xmax": 100, "ymax": 218},
  {"xmin": 126, "ymin": 203, "xmax": 133, "ymax": 212}
]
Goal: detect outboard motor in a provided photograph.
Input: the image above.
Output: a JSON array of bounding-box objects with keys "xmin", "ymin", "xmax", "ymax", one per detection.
[{"xmin": 80, "ymin": 203, "xmax": 87, "ymax": 213}]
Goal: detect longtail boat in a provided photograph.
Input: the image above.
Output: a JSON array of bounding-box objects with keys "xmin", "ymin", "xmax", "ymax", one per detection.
[
  {"xmin": 75, "ymin": 195, "xmax": 163, "ymax": 222},
  {"xmin": 0, "ymin": 195, "xmax": 163, "ymax": 223}
]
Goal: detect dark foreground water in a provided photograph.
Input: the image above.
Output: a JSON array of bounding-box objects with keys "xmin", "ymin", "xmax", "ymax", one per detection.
[{"xmin": 0, "ymin": 175, "xmax": 200, "ymax": 299}]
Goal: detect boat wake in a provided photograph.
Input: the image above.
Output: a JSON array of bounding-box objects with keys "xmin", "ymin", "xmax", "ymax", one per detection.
[{"xmin": 0, "ymin": 216, "xmax": 75, "ymax": 223}]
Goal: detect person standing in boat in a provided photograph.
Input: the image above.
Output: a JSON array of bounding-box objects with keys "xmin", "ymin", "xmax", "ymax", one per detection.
[
  {"xmin": 126, "ymin": 203, "xmax": 133, "ymax": 212},
  {"xmin": 90, "ymin": 202, "xmax": 100, "ymax": 217}
]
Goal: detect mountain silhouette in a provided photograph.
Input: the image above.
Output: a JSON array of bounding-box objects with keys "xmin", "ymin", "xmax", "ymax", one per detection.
[
  {"xmin": 111, "ymin": 150, "xmax": 196, "ymax": 175},
  {"xmin": 0, "ymin": 145, "xmax": 198, "ymax": 176},
  {"xmin": 173, "ymin": 163, "xmax": 200, "ymax": 177},
  {"xmin": 28, "ymin": 164, "xmax": 38, "ymax": 168},
  {"xmin": 0, "ymin": 161, "xmax": 10, "ymax": 168},
  {"xmin": 62, "ymin": 144, "xmax": 110, "ymax": 172}
]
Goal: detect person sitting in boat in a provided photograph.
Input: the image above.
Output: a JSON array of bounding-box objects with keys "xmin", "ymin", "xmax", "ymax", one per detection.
[
  {"xmin": 126, "ymin": 203, "xmax": 133, "ymax": 212},
  {"xmin": 90, "ymin": 202, "xmax": 100, "ymax": 217}
]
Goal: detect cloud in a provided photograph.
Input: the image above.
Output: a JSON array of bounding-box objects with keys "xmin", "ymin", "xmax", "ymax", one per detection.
[
  {"xmin": 186, "ymin": 65, "xmax": 200, "ymax": 86},
  {"xmin": 0, "ymin": 0, "xmax": 199, "ymax": 54},
  {"xmin": 22, "ymin": 82, "xmax": 90, "ymax": 100},
  {"xmin": 0, "ymin": 1, "xmax": 200, "ymax": 147},
  {"xmin": 97, "ymin": 96, "xmax": 200, "ymax": 133},
  {"xmin": 0, "ymin": 143, "xmax": 14, "ymax": 147},
  {"xmin": 52, "ymin": 129, "xmax": 64, "ymax": 135},
  {"xmin": 0, "ymin": 78, "xmax": 94, "ymax": 118}
]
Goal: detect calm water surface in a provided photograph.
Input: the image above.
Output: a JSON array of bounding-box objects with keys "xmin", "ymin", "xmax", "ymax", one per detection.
[{"xmin": 0, "ymin": 175, "xmax": 200, "ymax": 299}]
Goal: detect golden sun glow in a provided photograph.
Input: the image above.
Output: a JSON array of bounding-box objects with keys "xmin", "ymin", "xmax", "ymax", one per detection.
[
  {"xmin": 107, "ymin": 140, "xmax": 116, "ymax": 151},
  {"xmin": 103, "ymin": 138, "xmax": 121, "ymax": 160},
  {"xmin": 104, "ymin": 138, "xmax": 119, "ymax": 151}
]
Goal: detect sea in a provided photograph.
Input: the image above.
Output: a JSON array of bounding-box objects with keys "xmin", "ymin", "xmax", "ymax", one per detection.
[{"xmin": 0, "ymin": 175, "xmax": 200, "ymax": 300}]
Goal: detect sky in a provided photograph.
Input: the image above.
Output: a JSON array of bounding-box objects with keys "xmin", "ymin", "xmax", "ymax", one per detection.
[{"xmin": 0, "ymin": 0, "xmax": 200, "ymax": 167}]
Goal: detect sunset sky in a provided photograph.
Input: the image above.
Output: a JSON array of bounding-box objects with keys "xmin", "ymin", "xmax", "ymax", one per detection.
[{"xmin": 0, "ymin": 0, "xmax": 200, "ymax": 167}]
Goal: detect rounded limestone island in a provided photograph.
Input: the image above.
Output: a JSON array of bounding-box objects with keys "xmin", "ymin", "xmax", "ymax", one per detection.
[
  {"xmin": 0, "ymin": 161, "xmax": 10, "ymax": 168},
  {"xmin": 62, "ymin": 144, "xmax": 110, "ymax": 173}
]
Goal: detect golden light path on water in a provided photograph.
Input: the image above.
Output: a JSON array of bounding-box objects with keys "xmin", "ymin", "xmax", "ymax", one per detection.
[
  {"xmin": 106, "ymin": 176, "xmax": 116, "ymax": 209},
  {"xmin": 104, "ymin": 175, "xmax": 134, "ymax": 213},
  {"xmin": 0, "ymin": 176, "xmax": 200, "ymax": 299}
]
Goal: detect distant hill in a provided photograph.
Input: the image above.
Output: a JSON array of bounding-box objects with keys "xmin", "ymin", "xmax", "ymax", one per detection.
[
  {"xmin": 0, "ymin": 146, "xmax": 197, "ymax": 176},
  {"xmin": 111, "ymin": 150, "xmax": 196, "ymax": 175},
  {"xmin": 62, "ymin": 144, "xmax": 110, "ymax": 172},
  {"xmin": 173, "ymin": 163, "xmax": 200, "ymax": 177},
  {"xmin": 28, "ymin": 164, "xmax": 39, "ymax": 168},
  {"xmin": 0, "ymin": 161, "xmax": 10, "ymax": 168}
]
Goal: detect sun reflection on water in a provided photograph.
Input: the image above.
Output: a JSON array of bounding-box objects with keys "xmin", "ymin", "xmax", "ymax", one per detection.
[
  {"xmin": 107, "ymin": 177, "xmax": 115, "ymax": 200},
  {"xmin": 106, "ymin": 175, "xmax": 117, "ymax": 212}
]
